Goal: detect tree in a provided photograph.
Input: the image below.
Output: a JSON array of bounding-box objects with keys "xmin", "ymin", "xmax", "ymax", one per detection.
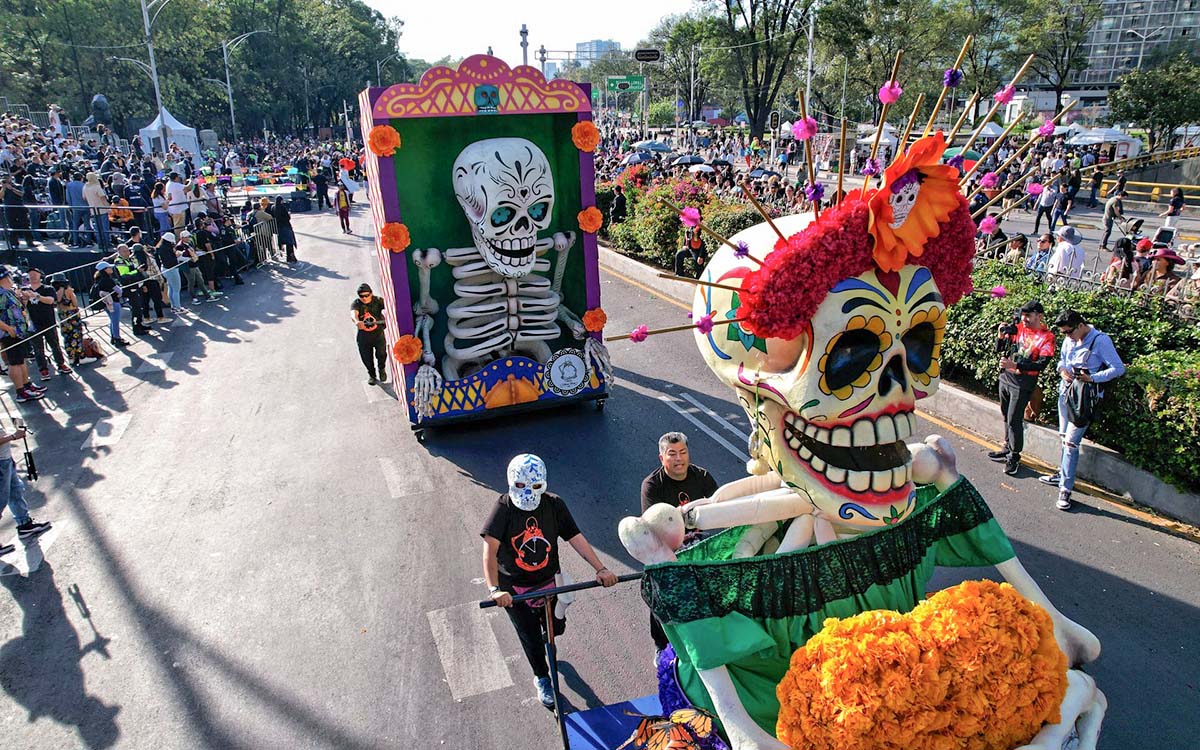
[
  {"xmin": 1017, "ymin": 0, "xmax": 1103, "ymax": 111},
  {"xmin": 1109, "ymin": 55, "xmax": 1200, "ymax": 152},
  {"xmin": 647, "ymin": 99, "xmax": 676, "ymax": 127},
  {"xmin": 718, "ymin": 0, "xmax": 814, "ymax": 138}
]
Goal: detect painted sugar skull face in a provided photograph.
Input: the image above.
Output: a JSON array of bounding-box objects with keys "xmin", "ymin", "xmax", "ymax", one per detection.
[
  {"xmin": 507, "ymin": 453, "xmax": 547, "ymax": 511},
  {"xmin": 888, "ymin": 172, "xmax": 922, "ymax": 229},
  {"xmin": 474, "ymin": 85, "xmax": 500, "ymax": 114},
  {"xmin": 694, "ymin": 219, "xmax": 946, "ymax": 529},
  {"xmin": 452, "ymin": 138, "xmax": 554, "ymax": 278}
]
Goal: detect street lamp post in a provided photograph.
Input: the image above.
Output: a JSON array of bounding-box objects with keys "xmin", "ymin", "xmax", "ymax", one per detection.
[
  {"xmin": 138, "ymin": 0, "xmax": 169, "ymax": 153},
  {"xmin": 1125, "ymin": 26, "xmax": 1166, "ymax": 70},
  {"xmin": 220, "ymin": 30, "xmax": 271, "ymax": 142},
  {"xmin": 376, "ymin": 53, "xmax": 402, "ymax": 87},
  {"xmin": 520, "ymin": 24, "xmax": 529, "ymax": 67}
]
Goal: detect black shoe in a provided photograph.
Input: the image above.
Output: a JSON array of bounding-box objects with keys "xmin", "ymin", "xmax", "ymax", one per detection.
[
  {"xmin": 368, "ymin": 375, "xmax": 378, "ymax": 385},
  {"xmin": 1038, "ymin": 472, "xmax": 1061, "ymax": 486},
  {"xmin": 987, "ymin": 449, "xmax": 1010, "ymax": 462},
  {"xmin": 377, "ymin": 371, "xmax": 387, "ymax": 383},
  {"xmin": 1004, "ymin": 456, "xmax": 1020, "ymax": 476},
  {"xmin": 111, "ymin": 338, "xmax": 129, "ymax": 347},
  {"xmin": 133, "ymin": 325, "xmax": 151, "ymax": 335},
  {"xmin": 0, "ymin": 541, "xmax": 14, "ymax": 556},
  {"xmin": 17, "ymin": 520, "xmax": 52, "ymax": 539}
]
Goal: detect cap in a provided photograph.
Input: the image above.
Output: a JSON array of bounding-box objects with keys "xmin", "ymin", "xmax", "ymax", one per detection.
[
  {"xmin": 357, "ymin": 283, "xmax": 373, "ymax": 294},
  {"xmin": 1136, "ymin": 238, "xmax": 1153, "ymax": 251},
  {"xmin": 95, "ymin": 261, "xmax": 114, "ymax": 270},
  {"xmin": 0, "ymin": 267, "xmax": 11, "ymax": 280},
  {"xmin": 161, "ymin": 232, "xmax": 176, "ymax": 243},
  {"xmin": 1019, "ymin": 300, "xmax": 1045, "ymax": 314},
  {"xmin": 179, "ymin": 231, "xmax": 192, "ymax": 239}
]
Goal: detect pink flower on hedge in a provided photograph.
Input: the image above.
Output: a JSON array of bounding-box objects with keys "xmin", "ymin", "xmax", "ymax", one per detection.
[
  {"xmin": 1027, "ymin": 182, "xmax": 1044, "ymax": 196},
  {"xmin": 980, "ymin": 172, "xmax": 1000, "ymax": 189},
  {"xmin": 978, "ymin": 216, "xmax": 998, "ymax": 235},
  {"xmin": 878, "ymin": 80, "xmax": 903, "ymax": 105},
  {"xmin": 1038, "ymin": 119, "xmax": 1056, "ymax": 137},
  {"xmin": 695, "ymin": 313, "xmax": 715, "ymax": 335},
  {"xmin": 629, "ymin": 325, "xmax": 649, "ymax": 343},
  {"xmin": 991, "ymin": 285, "xmax": 1007, "ymax": 298},
  {"xmin": 680, "ymin": 207, "xmax": 701, "ymax": 227},
  {"xmin": 994, "ymin": 85, "xmax": 1016, "ymax": 104},
  {"xmin": 792, "ymin": 116, "xmax": 818, "ymax": 140}
]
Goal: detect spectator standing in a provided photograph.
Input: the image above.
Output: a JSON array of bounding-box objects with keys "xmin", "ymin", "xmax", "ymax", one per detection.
[
  {"xmin": 177, "ymin": 233, "xmax": 214, "ymax": 304},
  {"xmin": 988, "ymin": 300, "xmax": 1055, "ymax": 475},
  {"xmin": 1100, "ymin": 190, "xmax": 1125, "ymax": 251},
  {"xmin": 1087, "ymin": 169, "xmax": 1104, "ymax": 208},
  {"xmin": 351, "ymin": 284, "xmax": 388, "ymax": 385},
  {"xmin": 83, "ymin": 171, "xmax": 111, "ymax": 250},
  {"xmin": 0, "ymin": 419, "xmax": 52, "ymax": 550},
  {"xmin": 1159, "ymin": 187, "xmax": 1185, "ymax": 227},
  {"xmin": 1033, "ymin": 179, "xmax": 1057, "ymax": 235},
  {"xmin": 0, "ymin": 267, "xmax": 44, "ymax": 402},
  {"xmin": 51, "ymin": 274, "xmax": 85, "ymax": 367},
  {"xmin": 1040, "ymin": 311, "xmax": 1124, "ymax": 510},
  {"xmin": 155, "ymin": 232, "xmax": 184, "ymax": 313},
  {"xmin": 130, "ymin": 227, "xmax": 166, "ymax": 322},
  {"xmin": 336, "ymin": 183, "xmax": 352, "ymax": 234},
  {"xmin": 66, "ymin": 172, "xmax": 91, "ymax": 247},
  {"xmin": 91, "ymin": 261, "xmax": 128, "ymax": 347},
  {"xmin": 1050, "ymin": 183, "xmax": 1073, "ymax": 234},
  {"xmin": 313, "ymin": 169, "xmax": 331, "ymax": 210},
  {"xmin": 151, "ymin": 181, "xmax": 171, "ymax": 236},
  {"xmin": 25, "ymin": 268, "xmax": 71, "ymax": 379},
  {"xmin": 272, "ymin": 197, "xmax": 298, "ymax": 263},
  {"xmin": 610, "ymin": 184, "xmax": 627, "ymax": 224},
  {"xmin": 46, "ymin": 167, "xmax": 67, "ymax": 239},
  {"xmin": 111, "ymin": 243, "xmax": 150, "ymax": 335},
  {"xmin": 252, "ymin": 198, "xmax": 276, "ymax": 262},
  {"xmin": 1047, "ymin": 226, "xmax": 1085, "ymax": 280},
  {"xmin": 165, "ymin": 172, "xmax": 188, "ymax": 230},
  {"xmin": 2, "ymin": 174, "xmax": 36, "ymax": 251}
]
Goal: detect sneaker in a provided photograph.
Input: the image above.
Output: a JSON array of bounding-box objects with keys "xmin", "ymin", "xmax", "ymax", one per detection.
[
  {"xmin": 17, "ymin": 520, "xmax": 52, "ymax": 539},
  {"xmin": 987, "ymin": 449, "xmax": 1010, "ymax": 462},
  {"xmin": 1004, "ymin": 456, "xmax": 1020, "ymax": 476},
  {"xmin": 57, "ymin": 364, "xmax": 73, "ymax": 375},
  {"xmin": 26, "ymin": 382, "xmax": 46, "ymax": 393},
  {"xmin": 0, "ymin": 541, "xmax": 14, "ymax": 556},
  {"xmin": 1056, "ymin": 492, "xmax": 1073, "ymax": 511},
  {"xmin": 191, "ymin": 298, "xmax": 202, "ymax": 305},
  {"xmin": 378, "ymin": 371, "xmax": 387, "ymax": 383},
  {"xmin": 1038, "ymin": 472, "xmax": 1061, "ymax": 486},
  {"xmin": 535, "ymin": 676, "xmax": 555, "ymax": 708},
  {"xmin": 39, "ymin": 368, "xmax": 51, "ymax": 380},
  {"xmin": 15, "ymin": 388, "xmax": 43, "ymax": 403},
  {"xmin": 368, "ymin": 375, "xmax": 378, "ymax": 386}
]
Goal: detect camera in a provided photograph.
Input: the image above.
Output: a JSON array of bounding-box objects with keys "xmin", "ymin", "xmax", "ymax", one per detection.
[{"xmin": 995, "ymin": 312, "xmax": 1020, "ymax": 355}]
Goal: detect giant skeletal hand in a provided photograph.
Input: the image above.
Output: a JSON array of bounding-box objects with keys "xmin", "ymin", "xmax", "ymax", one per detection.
[{"xmin": 411, "ymin": 248, "xmax": 444, "ymax": 420}]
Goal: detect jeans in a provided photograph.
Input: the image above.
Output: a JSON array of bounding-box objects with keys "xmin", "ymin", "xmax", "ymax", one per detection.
[
  {"xmin": 70, "ymin": 207, "xmax": 92, "ymax": 246},
  {"xmin": 108, "ymin": 302, "xmax": 122, "ymax": 340},
  {"xmin": 1088, "ymin": 186, "xmax": 1098, "ymax": 207},
  {"xmin": 163, "ymin": 267, "xmax": 182, "ymax": 308},
  {"xmin": 1056, "ymin": 388, "xmax": 1089, "ymax": 494},
  {"xmin": 1033, "ymin": 205, "xmax": 1053, "ymax": 234},
  {"xmin": 92, "ymin": 211, "xmax": 111, "ymax": 250},
  {"xmin": 0, "ymin": 456, "xmax": 30, "ymax": 526},
  {"xmin": 155, "ymin": 210, "xmax": 171, "ymax": 235},
  {"xmin": 1050, "ymin": 208, "xmax": 1069, "ymax": 234},
  {"xmin": 998, "ymin": 381, "xmax": 1032, "ymax": 457}
]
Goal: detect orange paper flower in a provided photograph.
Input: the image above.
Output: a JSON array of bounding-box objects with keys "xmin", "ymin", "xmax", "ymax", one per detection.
[
  {"xmin": 582, "ymin": 307, "xmax": 607, "ymax": 332},
  {"xmin": 571, "ymin": 120, "xmax": 601, "ymax": 152},
  {"xmin": 392, "ymin": 335, "xmax": 422, "ymax": 365},
  {"xmin": 381, "ymin": 222, "xmax": 411, "ymax": 253},
  {"xmin": 368, "ymin": 125, "xmax": 401, "ymax": 157},
  {"xmin": 867, "ymin": 133, "xmax": 962, "ymax": 272},
  {"xmin": 578, "ymin": 206, "xmax": 602, "ymax": 234}
]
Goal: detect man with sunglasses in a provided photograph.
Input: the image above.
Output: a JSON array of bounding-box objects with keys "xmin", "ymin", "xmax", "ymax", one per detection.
[
  {"xmin": 989, "ymin": 300, "xmax": 1056, "ymax": 476},
  {"xmin": 351, "ymin": 283, "xmax": 387, "ymax": 385}
]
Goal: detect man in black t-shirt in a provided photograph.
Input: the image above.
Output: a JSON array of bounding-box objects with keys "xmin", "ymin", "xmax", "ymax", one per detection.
[
  {"xmin": 481, "ymin": 454, "xmax": 616, "ymax": 708},
  {"xmin": 25, "ymin": 269, "xmax": 70, "ymax": 378},
  {"xmin": 640, "ymin": 431, "xmax": 718, "ymax": 651},
  {"xmin": 351, "ymin": 284, "xmax": 388, "ymax": 385}
]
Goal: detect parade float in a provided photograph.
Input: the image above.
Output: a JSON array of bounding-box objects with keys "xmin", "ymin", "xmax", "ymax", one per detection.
[{"xmin": 358, "ymin": 56, "xmax": 611, "ymax": 439}]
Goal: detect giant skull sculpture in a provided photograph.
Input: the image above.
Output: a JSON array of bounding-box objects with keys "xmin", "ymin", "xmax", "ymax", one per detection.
[{"xmin": 452, "ymin": 138, "xmax": 554, "ymax": 278}]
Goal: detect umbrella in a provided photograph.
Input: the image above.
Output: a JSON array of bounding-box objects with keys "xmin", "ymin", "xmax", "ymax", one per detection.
[
  {"xmin": 748, "ymin": 168, "xmax": 781, "ymax": 179},
  {"xmin": 688, "ymin": 164, "xmax": 715, "ymax": 174},
  {"xmin": 710, "ymin": 159, "xmax": 733, "ymax": 167},
  {"xmin": 672, "ymin": 155, "xmax": 705, "ymax": 166},
  {"xmin": 633, "ymin": 140, "xmax": 672, "ymax": 153},
  {"xmin": 620, "ymin": 151, "xmax": 654, "ymax": 166}
]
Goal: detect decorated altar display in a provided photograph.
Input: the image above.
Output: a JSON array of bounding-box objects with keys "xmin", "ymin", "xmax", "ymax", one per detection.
[
  {"xmin": 616, "ymin": 45, "xmax": 1107, "ymax": 750},
  {"xmin": 358, "ymin": 56, "xmax": 611, "ymax": 433}
]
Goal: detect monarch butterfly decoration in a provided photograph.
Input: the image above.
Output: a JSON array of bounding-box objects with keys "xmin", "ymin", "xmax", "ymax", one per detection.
[{"xmin": 615, "ymin": 707, "xmax": 720, "ymax": 750}]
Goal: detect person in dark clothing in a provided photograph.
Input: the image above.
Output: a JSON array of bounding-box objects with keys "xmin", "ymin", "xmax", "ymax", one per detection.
[
  {"xmin": 47, "ymin": 168, "xmax": 67, "ymax": 241},
  {"xmin": 20, "ymin": 169, "xmax": 41, "ymax": 241},
  {"xmin": 25, "ymin": 268, "xmax": 71, "ymax": 378},
  {"xmin": 272, "ymin": 198, "xmax": 298, "ymax": 263},
  {"xmin": 481, "ymin": 454, "xmax": 616, "ymax": 708},
  {"xmin": 673, "ymin": 224, "xmax": 706, "ymax": 279},
  {"xmin": 610, "ymin": 184, "xmax": 627, "ymax": 224},
  {"xmin": 129, "ymin": 228, "xmax": 166, "ymax": 322},
  {"xmin": 312, "ymin": 170, "xmax": 331, "ymax": 210},
  {"xmin": 639, "ymin": 431, "xmax": 718, "ymax": 651},
  {"xmin": 351, "ymin": 284, "xmax": 388, "ymax": 385},
  {"xmin": 988, "ymin": 300, "xmax": 1056, "ymax": 475},
  {"xmin": 2, "ymin": 174, "xmax": 35, "ymax": 251}
]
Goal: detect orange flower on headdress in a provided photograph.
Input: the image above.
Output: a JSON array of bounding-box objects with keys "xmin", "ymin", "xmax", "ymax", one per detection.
[
  {"xmin": 578, "ymin": 206, "xmax": 603, "ymax": 234},
  {"xmin": 582, "ymin": 307, "xmax": 607, "ymax": 332},
  {"xmin": 368, "ymin": 125, "xmax": 401, "ymax": 157},
  {"xmin": 381, "ymin": 222, "xmax": 411, "ymax": 253},
  {"xmin": 571, "ymin": 121, "xmax": 601, "ymax": 152},
  {"xmin": 867, "ymin": 133, "xmax": 962, "ymax": 273},
  {"xmin": 392, "ymin": 335, "xmax": 422, "ymax": 365}
]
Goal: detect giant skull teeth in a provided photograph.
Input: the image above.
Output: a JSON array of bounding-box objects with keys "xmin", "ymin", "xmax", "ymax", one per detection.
[{"xmin": 783, "ymin": 411, "xmax": 915, "ymax": 494}]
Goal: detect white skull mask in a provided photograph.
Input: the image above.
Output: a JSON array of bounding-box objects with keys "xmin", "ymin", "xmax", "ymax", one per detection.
[
  {"xmin": 452, "ymin": 138, "xmax": 554, "ymax": 279},
  {"xmin": 507, "ymin": 453, "xmax": 548, "ymax": 511},
  {"xmin": 889, "ymin": 179, "xmax": 921, "ymax": 229},
  {"xmin": 694, "ymin": 217, "xmax": 946, "ymax": 529}
]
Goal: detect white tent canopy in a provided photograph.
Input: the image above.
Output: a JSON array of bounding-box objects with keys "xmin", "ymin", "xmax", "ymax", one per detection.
[
  {"xmin": 856, "ymin": 123, "xmax": 898, "ymax": 147},
  {"xmin": 139, "ymin": 108, "xmax": 201, "ymax": 161},
  {"xmin": 976, "ymin": 122, "xmax": 1005, "ymax": 138}
]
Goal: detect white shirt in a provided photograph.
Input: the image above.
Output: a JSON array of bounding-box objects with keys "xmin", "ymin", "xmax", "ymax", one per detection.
[
  {"xmin": 1047, "ymin": 241, "xmax": 1084, "ymax": 278},
  {"xmin": 166, "ymin": 180, "xmax": 187, "ymax": 212}
]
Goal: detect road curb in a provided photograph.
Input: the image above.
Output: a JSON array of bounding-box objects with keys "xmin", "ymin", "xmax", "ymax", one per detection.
[{"xmin": 598, "ymin": 243, "xmax": 1200, "ymax": 527}]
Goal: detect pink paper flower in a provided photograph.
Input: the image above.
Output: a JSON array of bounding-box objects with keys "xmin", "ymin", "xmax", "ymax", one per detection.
[
  {"xmin": 994, "ymin": 85, "xmax": 1015, "ymax": 104},
  {"xmin": 680, "ymin": 207, "xmax": 701, "ymax": 227},
  {"xmin": 878, "ymin": 80, "xmax": 903, "ymax": 105},
  {"xmin": 1038, "ymin": 119, "xmax": 1056, "ymax": 137},
  {"xmin": 980, "ymin": 171, "xmax": 1000, "ymax": 189},
  {"xmin": 1027, "ymin": 182, "xmax": 1044, "ymax": 196},
  {"xmin": 792, "ymin": 116, "xmax": 818, "ymax": 140},
  {"xmin": 978, "ymin": 216, "xmax": 997, "ymax": 235},
  {"xmin": 629, "ymin": 325, "xmax": 649, "ymax": 343},
  {"xmin": 695, "ymin": 313, "xmax": 715, "ymax": 335},
  {"xmin": 991, "ymin": 285, "xmax": 1007, "ymax": 298}
]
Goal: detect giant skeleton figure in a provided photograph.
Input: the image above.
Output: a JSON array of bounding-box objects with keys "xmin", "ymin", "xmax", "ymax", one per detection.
[
  {"xmin": 409, "ymin": 138, "xmax": 611, "ymax": 416},
  {"xmin": 619, "ymin": 135, "xmax": 1106, "ymax": 750}
]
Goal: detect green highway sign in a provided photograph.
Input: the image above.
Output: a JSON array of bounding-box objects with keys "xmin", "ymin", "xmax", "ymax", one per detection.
[{"xmin": 606, "ymin": 75, "xmax": 646, "ymax": 93}]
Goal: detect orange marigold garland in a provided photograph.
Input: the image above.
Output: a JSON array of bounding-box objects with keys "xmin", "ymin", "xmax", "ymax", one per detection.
[
  {"xmin": 582, "ymin": 307, "xmax": 607, "ymax": 332},
  {"xmin": 381, "ymin": 222, "xmax": 411, "ymax": 253},
  {"xmin": 776, "ymin": 580, "xmax": 1068, "ymax": 750},
  {"xmin": 392, "ymin": 335, "xmax": 422, "ymax": 365},
  {"xmin": 571, "ymin": 120, "xmax": 601, "ymax": 152},
  {"xmin": 578, "ymin": 206, "xmax": 603, "ymax": 234},
  {"xmin": 368, "ymin": 125, "xmax": 401, "ymax": 157}
]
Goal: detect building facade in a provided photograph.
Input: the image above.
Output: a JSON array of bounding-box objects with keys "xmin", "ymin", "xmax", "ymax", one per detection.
[{"xmin": 575, "ymin": 39, "xmax": 621, "ymax": 67}]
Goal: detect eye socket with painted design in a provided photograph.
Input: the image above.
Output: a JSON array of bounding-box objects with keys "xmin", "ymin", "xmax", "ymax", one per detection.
[
  {"xmin": 490, "ymin": 206, "xmax": 515, "ymax": 227},
  {"xmin": 528, "ymin": 201, "xmax": 549, "ymax": 222},
  {"xmin": 902, "ymin": 322, "xmax": 936, "ymax": 374},
  {"xmin": 531, "ymin": 483, "xmax": 544, "ymax": 490},
  {"xmin": 825, "ymin": 328, "xmax": 881, "ymax": 392},
  {"xmin": 514, "ymin": 482, "xmax": 526, "ymax": 488}
]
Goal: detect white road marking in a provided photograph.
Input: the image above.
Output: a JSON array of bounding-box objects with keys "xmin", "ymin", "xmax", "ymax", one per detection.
[
  {"xmin": 678, "ymin": 392, "xmax": 749, "ymax": 442},
  {"xmin": 658, "ymin": 396, "xmax": 746, "ymax": 461},
  {"xmin": 378, "ymin": 456, "xmax": 430, "ymax": 498},
  {"xmin": 427, "ymin": 603, "xmax": 514, "ymax": 701},
  {"xmin": 81, "ymin": 413, "xmax": 133, "ymax": 450},
  {"xmin": 363, "ymin": 382, "xmax": 390, "ymax": 403},
  {"xmin": 136, "ymin": 351, "xmax": 176, "ymax": 373},
  {"xmin": 0, "ymin": 522, "xmax": 63, "ymax": 577}
]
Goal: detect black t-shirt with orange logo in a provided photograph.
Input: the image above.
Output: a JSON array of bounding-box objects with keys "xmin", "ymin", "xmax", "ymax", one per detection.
[
  {"xmin": 481, "ymin": 492, "xmax": 581, "ymax": 589},
  {"xmin": 351, "ymin": 296, "xmax": 386, "ymax": 334}
]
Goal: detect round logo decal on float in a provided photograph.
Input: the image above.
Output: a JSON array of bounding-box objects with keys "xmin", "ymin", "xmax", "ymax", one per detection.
[{"xmin": 545, "ymin": 348, "xmax": 588, "ymax": 396}]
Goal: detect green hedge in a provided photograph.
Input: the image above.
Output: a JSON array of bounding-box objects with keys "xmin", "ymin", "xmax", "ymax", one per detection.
[{"xmin": 944, "ymin": 262, "xmax": 1200, "ymax": 492}]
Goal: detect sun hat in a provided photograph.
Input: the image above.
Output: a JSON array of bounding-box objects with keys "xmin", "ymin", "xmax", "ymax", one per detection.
[
  {"xmin": 161, "ymin": 232, "xmax": 176, "ymax": 243},
  {"xmin": 1056, "ymin": 225, "xmax": 1083, "ymax": 244},
  {"xmin": 1149, "ymin": 248, "xmax": 1185, "ymax": 263}
]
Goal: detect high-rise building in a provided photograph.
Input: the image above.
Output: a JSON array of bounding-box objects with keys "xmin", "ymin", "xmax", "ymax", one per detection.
[
  {"xmin": 1076, "ymin": 0, "xmax": 1197, "ymax": 89},
  {"xmin": 575, "ymin": 39, "xmax": 620, "ymax": 67},
  {"xmin": 543, "ymin": 62, "xmax": 559, "ymax": 79}
]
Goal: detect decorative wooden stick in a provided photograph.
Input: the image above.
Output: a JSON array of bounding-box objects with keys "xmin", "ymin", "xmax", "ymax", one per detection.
[
  {"xmin": 861, "ymin": 49, "xmax": 905, "ymax": 196},
  {"xmin": 964, "ymin": 101, "xmax": 1078, "ymax": 201},
  {"xmin": 657, "ymin": 196, "xmax": 761, "ymax": 265},
  {"xmin": 945, "ymin": 91, "xmax": 980, "ymax": 143},
  {"xmin": 797, "ymin": 95, "xmax": 821, "ymax": 220},
  {"xmin": 959, "ymin": 111, "xmax": 1026, "ymax": 184},
  {"xmin": 657, "ymin": 273, "xmax": 744, "ymax": 293},
  {"xmin": 740, "ymin": 179, "xmax": 787, "ymax": 240},
  {"xmin": 958, "ymin": 54, "xmax": 1035, "ymax": 156},
  {"xmin": 606, "ymin": 317, "xmax": 746, "ymax": 342},
  {"xmin": 898, "ymin": 92, "xmax": 924, "ymax": 154},
  {"xmin": 837, "ymin": 117, "xmax": 847, "ymax": 203},
  {"xmin": 923, "ymin": 36, "xmax": 974, "ymax": 138},
  {"xmin": 970, "ymin": 164, "xmax": 1037, "ymax": 219}
]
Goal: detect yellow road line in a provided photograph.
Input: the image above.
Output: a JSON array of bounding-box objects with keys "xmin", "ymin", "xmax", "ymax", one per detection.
[{"xmin": 600, "ymin": 263, "xmax": 691, "ymax": 311}]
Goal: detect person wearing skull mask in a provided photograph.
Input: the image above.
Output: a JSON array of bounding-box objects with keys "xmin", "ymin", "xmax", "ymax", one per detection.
[{"xmin": 481, "ymin": 454, "xmax": 617, "ymax": 708}]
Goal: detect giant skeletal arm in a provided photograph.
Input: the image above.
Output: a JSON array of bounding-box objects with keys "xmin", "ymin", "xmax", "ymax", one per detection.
[{"xmin": 410, "ymin": 248, "xmax": 444, "ymax": 420}]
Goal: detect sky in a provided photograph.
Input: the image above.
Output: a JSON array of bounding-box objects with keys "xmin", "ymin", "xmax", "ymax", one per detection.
[{"xmin": 362, "ymin": 0, "xmax": 696, "ymax": 67}]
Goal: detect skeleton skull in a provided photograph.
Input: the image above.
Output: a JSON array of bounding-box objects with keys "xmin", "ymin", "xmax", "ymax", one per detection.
[
  {"xmin": 694, "ymin": 215, "xmax": 946, "ymax": 529},
  {"xmin": 888, "ymin": 175, "xmax": 922, "ymax": 228},
  {"xmin": 452, "ymin": 138, "xmax": 555, "ymax": 279}
]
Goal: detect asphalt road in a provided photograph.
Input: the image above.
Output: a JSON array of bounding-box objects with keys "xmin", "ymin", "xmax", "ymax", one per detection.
[{"xmin": 0, "ymin": 206, "xmax": 1195, "ymax": 749}]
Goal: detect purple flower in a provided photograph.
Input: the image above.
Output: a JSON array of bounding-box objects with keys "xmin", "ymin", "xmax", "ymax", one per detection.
[
  {"xmin": 980, "ymin": 171, "xmax": 1000, "ymax": 189},
  {"xmin": 695, "ymin": 313, "xmax": 715, "ymax": 335},
  {"xmin": 804, "ymin": 181, "xmax": 825, "ymax": 202},
  {"xmin": 947, "ymin": 154, "xmax": 965, "ymax": 170},
  {"xmin": 943, "ymin": 68, "xmax": 964, "ymax": 88},
  {"xmin": 1037, "ymin": 119, "xmax": 1056, "ymax": 137},
  {"xmin": 734, "ymin": 240, "xmax": 750, "ymax": 259},
  {"xmin": 878, "ymin": 80, "xmax": 903, "ymax": 105},
  {"xmin": 861, "ymin": 158, "xmax": 882, "ymax": 176}
]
